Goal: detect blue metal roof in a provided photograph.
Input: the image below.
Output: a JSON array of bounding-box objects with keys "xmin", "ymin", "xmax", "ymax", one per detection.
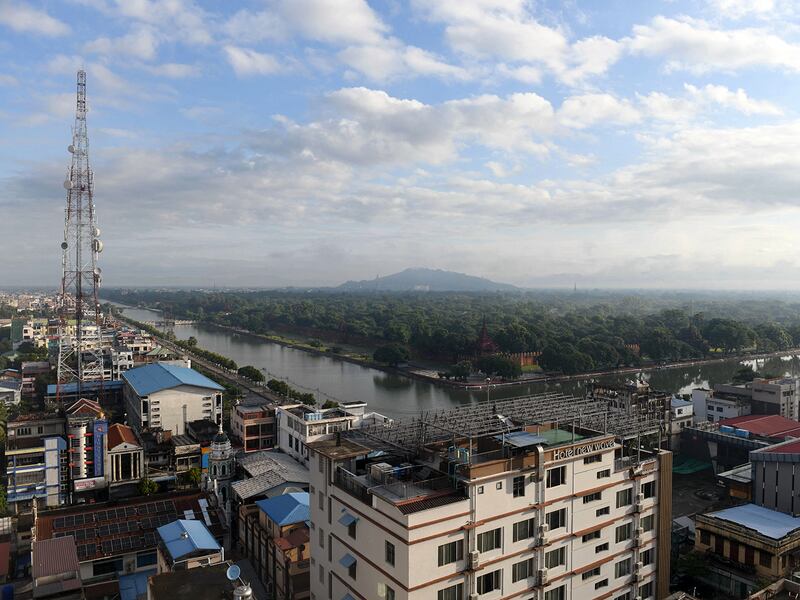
[
  {"xmin": 671, "ymin": 397, "xmax": 693, "ymax": 408},
  {"xmin": 122, "ymin": 363, "xmax": 223, "ymax": 396},
  {"xmin": 256, "ymin": 492, "xmax": 310, "ymax": 526},
  {"xmin": 707, "ymin": 503, "xmax": 800, "ymax": 540},
  {"xmin": 46, "ymin": 380, "xmax": 123, "ymax": 395},
  {"xmin": 119, "ymin": 569, "xmax": 155, "ymax": 600},
  {"xmin": 156, "ymin": 519, "xmax": 220, "ymax": 561}
]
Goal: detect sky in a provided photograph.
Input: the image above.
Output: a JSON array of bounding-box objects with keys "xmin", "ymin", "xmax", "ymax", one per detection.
[{"xmin": 2, "ymin": 0, "xmax": 800, "ymax": 289}]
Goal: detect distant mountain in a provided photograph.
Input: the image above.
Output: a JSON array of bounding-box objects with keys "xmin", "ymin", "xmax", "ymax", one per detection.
[{"xmin": 337, "ymin": 268, "xmax": 519, "ymax": 292}]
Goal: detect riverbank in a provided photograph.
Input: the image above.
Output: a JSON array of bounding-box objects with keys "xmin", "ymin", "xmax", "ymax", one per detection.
[{"xmin": 166, "ymin": 317, "xmax": 800, "ymax": 392}]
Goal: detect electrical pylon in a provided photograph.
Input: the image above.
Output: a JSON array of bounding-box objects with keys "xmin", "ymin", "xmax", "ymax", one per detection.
[{"xmin": 57, "ymin": 70, "xmax": 105, "ymax": 399}]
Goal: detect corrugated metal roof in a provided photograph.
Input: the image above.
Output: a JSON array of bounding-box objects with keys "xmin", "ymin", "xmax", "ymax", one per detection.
[
  {"xmin": 255, "ymin": 492, "xmax": 309, "ymax": 526},
  {"xmin": 156, "ymin": 519, "xmax": 220, "ymax": 561},
  {"xmin": 122, "ymin": 363, "xmax": 223, "ymax": 396},
  {"xmin": 707, "ymin": 503, "xmax": 800, "ymax": 540},
  {"xmin": 32, "ymin": 536, "xmax": 80, "ymax": 578}
]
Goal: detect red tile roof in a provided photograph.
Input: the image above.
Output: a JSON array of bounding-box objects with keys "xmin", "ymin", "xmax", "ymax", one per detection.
[
  {"xmin": 67, "ymin": 397, "xmax": 104, "ymax": 418},
  {"xmin": 107, "ymin": 423, "xmax": 140, "ymax": 450},
  {"xmin": 720, "ymin": 414, "xmax": 800, "ymax": 439},
  {"xmin": 275, "ymin": 527, "xmax": 309, "ymax": 552},
  {"xmin": 765, "ymin": 440, "xmax": 800, "ymax": 454}
]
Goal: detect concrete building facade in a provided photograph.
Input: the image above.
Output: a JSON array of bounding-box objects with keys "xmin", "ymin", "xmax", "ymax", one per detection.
[{"xmin": 308, "ymin": 409, "xmax": 672, "ymax": 600}]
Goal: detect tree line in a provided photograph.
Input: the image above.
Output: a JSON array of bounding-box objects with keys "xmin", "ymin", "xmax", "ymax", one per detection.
[{"xmin": 103, "ymin": 290, "xmax": 800, "ymax": 374}]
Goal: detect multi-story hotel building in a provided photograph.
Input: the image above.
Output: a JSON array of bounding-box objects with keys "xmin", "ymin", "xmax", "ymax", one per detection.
[{"xmin": 308, "ymin": 393, "xmax": 672, "ymax": 600}]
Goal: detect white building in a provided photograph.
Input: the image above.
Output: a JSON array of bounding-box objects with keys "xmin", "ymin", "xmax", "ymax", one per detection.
[
  {"xmin": 308, "ymin": 395, "xmax": 672, "ymax": 600},
  {"xmin": 276, "ymin": 401, "xmax": 390, "ymax": 466},
  {"xmin": 691, "ymin": 387, "xmax": 751, "ymax": 424},
  {"xmin": 122, "ymin": 362, "xmax": 224, "ymax": 435}
]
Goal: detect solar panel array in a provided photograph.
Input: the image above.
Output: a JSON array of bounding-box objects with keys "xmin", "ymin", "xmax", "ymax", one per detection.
[{"xmin": 50, "ymin": 499, "xmax": 184, "ymax": 561}]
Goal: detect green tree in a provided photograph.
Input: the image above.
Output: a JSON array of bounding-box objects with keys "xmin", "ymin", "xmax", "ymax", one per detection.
[
  {"xmin": 267, "ymin": 379, "xmax": 290, "ymax": 396},
  {"xmin": 138, "ymin": 478, "xmax": 159, "ymax": 496},
  {"xmin": 373, "ymin": 344, "xmax": 410, "ymax": 367},
  {"xmin": 183, "ymin": 467, "xmax": 202, "ymax": 487},
  {"xmin": 475, "ymin": 355, "xmax": 522, "ymax": 379},
  {"xmin": 321, "ymin": 400, "xmax": 339, "ymax": 409},
  {"xmin": 186, "ymin": 336, "xmax": 198, "ymax": 347},
  {"xmin": 237, "ymin": 365, "xmax": 265, "ymax": 382},
  {"xmin": 448, "ymin": 360, "xmax": 472, "ymax": 380}
]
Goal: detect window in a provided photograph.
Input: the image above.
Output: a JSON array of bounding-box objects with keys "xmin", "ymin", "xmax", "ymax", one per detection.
[
  {"xmin": 477, "ymin": 486, "xmax": 484, "ymax": 494},
  {"xmin": 477, "ymin": 528, "xmax": 502, "ymax": 552},
  {"xmin": 584, "ymin": 454, "xmax": 602, "ymax": 464},
  {"xmin": 582, "ymin": 530, "xmax": 601, "ymax": 543},
  {"xmin": 319, "ymin": 564, "xmax": 324, "ymax": 584},
  {"xmin": 546, "ymin": 466, "xmax": 566, "ymax": 488},
  {"xmin": 595, "ymin": 542, "xmax": 609, "ymax": 553},
  {"xmin": 437, "ymin": 583, "xmax": 463, "ymax": 600},
  {"xmin": 512, "ymin": 557, "xmax": 534, "ymax": 582},
  {"xmin": 596, "ymin": 506, "xmax": 610, "ymax": 517},
  {"xmin": 642, "ymin": 481, "xmax": 656, "ymax": 498},
  {"xmin": 641, "ymin": 514, "xmax": 654, "ymax": 532},
  {"xmin": 318, "ymin": 491, "xmax": 324, "ymax": 510},
  {"xmin": 513, "ymin": 517, "xmax": 535, "ymax": 542},
  {"xmin": 545, "ymin": 547, "xmax": 566, "ymax": 568},
  {"xmin": 597, "ymin": 469, "xmax": 611, "ymax": 479},
  {"xmin": 700, "ymin": 530, "xmax": 710, "ymax": 545},
  {"xmin": 759, "ymin": 551, "xmax": 772, "ymax": 568},
  {"xmin": 496, "ymin": 482, "xmax": 503, "ymax": 490},
  {"xmin": 616, "ymin": 488, "xmax": 633, "ymax": 508},
  {"xmin": 93, "ymin": 558, "xmax": 123, "ymax": 577},
  {"xmin": 546, "ymin": 508, "xmax": 566, "ymax": 530},
  {"xmin": 615, "ymin": 558, "xmax": 631, "ymax": 578},
  {"xmin": 136, "ymin": 552, "xmax": 157, "ymax": 568},
  {"xmin": 319, "ymin": 528, "xmax": 324, "ymax": 548},
  {"xmin": 615, "ymin": 522, "xmax": 632, "ymax": 543},
  {"xmin": 639, "ymin": 581, "xmax": 654, "ymax": 599},
  {"xmin": 380, "ymin": 584, "xmax": 395, "ymax": 600},
  {"xmin": 438, "ymin": 540, "xmax": 464, "ymax": 566},
  {"xmin": 318, "ymin": 455, "xmax": 325, "ymax": 473},
  {"xmin": 582, "ymin": 566, "xmax": 601, "ymax": 580},
  {"xmin": 583, "ymin": 491, "xmax": 602, "ymax": 504},
  {"xmin": 513, "ymin": 475, "xmax": 526, "ymax": 497},
  {"xmin": 385, "ymin": 541, "xmax": 395, "ymax": 566},
  {"xmin": 348, "ymin": 521, "xmax": 357, "ymax": 539},
  {"xmin": 615, "ymin": 593, "xmax": 631, "ymax": 600},
  {"xmin": 595, "ymin": 579, "xmax": 609, "ymax": 590},
  {"xmin": 641, "ymin": 549, "xmax": 654, "ymax": 566},
  {"xmin": 477, "ymin": 569, "xmax": 501, "ymax": 594},
  {"xmin": 544, "ymin": 585, "xmax": 566, "ymax": 600}
]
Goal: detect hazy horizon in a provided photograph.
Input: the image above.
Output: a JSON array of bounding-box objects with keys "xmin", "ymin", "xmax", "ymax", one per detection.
[{"xmin": 3, "ymin": 1, "xmax": 800, "ymax": 288}]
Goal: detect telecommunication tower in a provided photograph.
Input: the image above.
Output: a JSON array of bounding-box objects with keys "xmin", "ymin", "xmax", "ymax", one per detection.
[{"xmin": 57, "ymin": 70, "xmax": 105, "ymax": 398}]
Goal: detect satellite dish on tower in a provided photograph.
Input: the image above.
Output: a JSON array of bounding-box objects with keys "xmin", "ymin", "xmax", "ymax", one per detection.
[
  {"xmin": 226, "ymin": 564, "xmax": 241, "ymax": 581},
  {"xmin": 63, "ymin": 180, "xmax": 72, "ymax": 190},
  {"xmin": 68, "ymin": 145, "xmax": 75, "ymax": 153}
]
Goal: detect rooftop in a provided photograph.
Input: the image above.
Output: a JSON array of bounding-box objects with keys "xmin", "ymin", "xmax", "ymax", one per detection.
[
  {"xmin": 717, "ymin": 463, "xmax": 752, "ymax": 485},
  {"xmin": 35, "ymin": 492, "xmax": 225, "ymax": 562},
  {"xmin": 122, "ymin": 363, "xmax": 223, "ymax": 396},
  {"xmin": 157, "ymin": 519, "xmax": 220, "ymax": 561},
  {"xmin": 256, "ymin": 492, "xmax": 310, "ymax": 527},
  {"xmin": 719, "ymin": 414, "xmax": 800, "ymax": 439},
  {"xmin": 46, "ymin": 380, "xmax": 124, "ymax": 396},
  {"xmin": 705, "ymin": 503, "xmax": 800, "ymax": 540},
  {"xmin": 107, "ymin": 423, "xmax": 140, "ymax": 450},
  {"xmin": 66, "ymin": 397, "xmax": 104, "ymax": 418},
  {"xmin": 232, "ymin": 451, "xmax": 309, "ymax": 501},
  {"xmin": 763, "ymin": 439, "xmax": 800, "ymax": 454},
  {"xmin": 33, "ymin": 535, "xmax": 80, "ymax": 577}
]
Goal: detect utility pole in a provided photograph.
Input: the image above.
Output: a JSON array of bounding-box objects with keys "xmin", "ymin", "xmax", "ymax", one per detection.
[{"xmin": 57, "ymin": 70, "xmax": 104, "ymax": 401}]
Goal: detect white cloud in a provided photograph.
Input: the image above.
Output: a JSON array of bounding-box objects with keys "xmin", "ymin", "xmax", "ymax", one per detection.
[
  {"xmin": 339, "ymin": 43, "xmax": 469, "ymax": 82},
  {"xmin": 629, "ymin": 16, "xmax": 800, "ymax": 73},
  {"xmin": 412, "ymin": 0, "xmax": 622, "ymax": 84},
  {"xmin": 709, "ymin": 0, "xmax": 776, "ymax": 19},
  {"xmin": 276, "ymin": 0, "xmax": 387, "ymax": 46},
  {"xmin": 0, "ymin": 1, "xmax": 70, "ymax": 36},
  {"xmin": 84, "ymin": 27, "xmax": 159, "ymax": 60},
  {"xmin": 144, "ymin": 63, "xmax": 199, "ymax": 78},
  {"xmin": 223, "ymin": 46, "xmax": 281, "ymax": 77},
  {"xmin": 558, "ymin": 94, "xmax": 640, "ymax": 129},
  {"xmin": 685, "ymin": 83, "xmax": 783, "ymax": 115}
]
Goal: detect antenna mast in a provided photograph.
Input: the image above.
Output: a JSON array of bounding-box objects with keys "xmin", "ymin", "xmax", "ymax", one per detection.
[{"xmin": 57, "ymin": 70, "xmax": 104, "ymax": 400}]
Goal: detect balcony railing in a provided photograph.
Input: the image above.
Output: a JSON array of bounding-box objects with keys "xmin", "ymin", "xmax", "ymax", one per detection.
[{"xmin": 334, "ymin": 467, "xmax": 372, "ymax": 505}]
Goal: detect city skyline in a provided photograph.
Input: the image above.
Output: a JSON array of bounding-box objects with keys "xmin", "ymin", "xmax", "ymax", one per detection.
[{"xmin": 2, "ymin": 0, "xmax": 800, "ymax": 288}]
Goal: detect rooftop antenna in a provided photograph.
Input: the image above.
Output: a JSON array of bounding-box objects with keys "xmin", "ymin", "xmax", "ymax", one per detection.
[{"xmin": 57, "ymin": 69, "xmax": 104, "ymax": 402}]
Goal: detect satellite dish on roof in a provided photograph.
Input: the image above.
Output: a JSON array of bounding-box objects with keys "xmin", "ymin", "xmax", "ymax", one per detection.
[{"xmin": 226, "ymin": 564, "xmax": 241, "ymax": 581}]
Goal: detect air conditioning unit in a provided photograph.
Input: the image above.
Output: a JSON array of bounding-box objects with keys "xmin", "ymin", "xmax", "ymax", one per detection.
[
  {"xmin": 539, "ymin": 523, "xmax": 550, "ymax": 534},
  {"xmin": 635, "ymin": 561, "xmax": 643, "ymax": 572},
  {"xmin": 634, "ymin": 502, "xmax": 644, "ymax": 513},
  {"xmin": 632, "ymin": 572, "xmax": 642, "ymax": 582},
  {"xmin": 536, "ymin": 536, "xmax": 548, "ymax": 547},
  {"xmin": 537, "ymin": 569, "xmax": 548, "ymax": 585},
  {"xmin": 469, "ymin": 594, "xmax": 480, "ymax": 600},
  {"xmin": 469, "ymin": 550, "xmax": 480, "ymax": 570},
  {"xmin": 635, "ymin": 493, "xmax": 644, "ymax": 503},
  {"xmin": 369, "ymin": 462, "xmax": 393, "ymax": 483}
]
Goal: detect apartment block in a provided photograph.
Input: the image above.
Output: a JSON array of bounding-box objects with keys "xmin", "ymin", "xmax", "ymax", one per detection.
[
  {"xmin": 307, "ymin": 393, "xmax": 671, "ymax": 600},
  {"xmin": 232, "ymin": 403, "xmax": 277, "ymax": 452}
]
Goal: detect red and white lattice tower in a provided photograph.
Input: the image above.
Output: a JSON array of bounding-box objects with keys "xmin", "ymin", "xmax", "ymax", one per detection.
[{"xmin": 57, "ymin": 70, "xmax": 105, "ymax": 398}]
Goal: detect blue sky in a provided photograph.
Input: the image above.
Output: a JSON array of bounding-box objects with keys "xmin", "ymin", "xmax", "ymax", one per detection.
[{"xmin": 2, "ymin": 0, "xmax": 800, "ymax": 288}]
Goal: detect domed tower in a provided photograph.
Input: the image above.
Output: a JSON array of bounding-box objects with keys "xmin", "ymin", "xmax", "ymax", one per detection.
[{"xmin": 207, "ymin": 421, "xmax": 234, "ymax": 521}]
